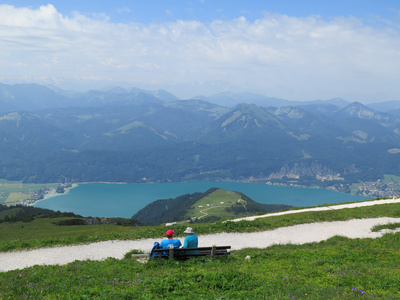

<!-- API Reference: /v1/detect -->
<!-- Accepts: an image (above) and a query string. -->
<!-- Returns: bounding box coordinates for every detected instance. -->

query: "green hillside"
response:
[132,188,292,225]
[185,189,245,221]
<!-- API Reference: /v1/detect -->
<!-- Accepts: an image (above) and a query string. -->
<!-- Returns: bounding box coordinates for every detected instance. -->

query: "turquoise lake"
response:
[34,182,370,218]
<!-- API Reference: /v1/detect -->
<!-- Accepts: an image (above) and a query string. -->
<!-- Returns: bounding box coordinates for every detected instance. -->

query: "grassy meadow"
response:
[1,200,400,299]
[184,189,242,220]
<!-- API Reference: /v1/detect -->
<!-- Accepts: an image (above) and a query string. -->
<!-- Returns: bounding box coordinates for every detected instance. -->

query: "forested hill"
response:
[0,204,80,223]
[0,204,142,226]
[132,188,293,225]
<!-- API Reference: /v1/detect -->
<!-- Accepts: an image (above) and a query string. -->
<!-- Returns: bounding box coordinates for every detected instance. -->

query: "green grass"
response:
[350,183,362,195]
[382,175,400,191]
[372,222,400,232]
[0,207,24,220]
[1,233,400,299]
[1,201,400,298]
[0,217,163,252]
[4,193,31,205]
[382,174,400,183]
[0,179,20,184]
[185,189,243,220]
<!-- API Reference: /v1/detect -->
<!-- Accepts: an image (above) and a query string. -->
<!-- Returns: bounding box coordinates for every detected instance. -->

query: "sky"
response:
[1,1,400,102]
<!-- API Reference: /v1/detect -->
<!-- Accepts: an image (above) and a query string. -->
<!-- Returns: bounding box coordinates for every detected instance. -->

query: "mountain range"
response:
[1,83,400,197]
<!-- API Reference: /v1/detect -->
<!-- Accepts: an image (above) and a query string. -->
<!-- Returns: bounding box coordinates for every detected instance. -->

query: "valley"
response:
[2,83,400,198]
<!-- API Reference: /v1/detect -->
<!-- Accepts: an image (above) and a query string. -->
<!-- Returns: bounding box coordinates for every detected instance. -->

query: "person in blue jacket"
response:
[160,229,182,250]
[182,227,198,253]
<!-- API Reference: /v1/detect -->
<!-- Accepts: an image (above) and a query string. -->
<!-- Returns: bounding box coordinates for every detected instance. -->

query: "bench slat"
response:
[151,245,231,259]
[152,246,231,253]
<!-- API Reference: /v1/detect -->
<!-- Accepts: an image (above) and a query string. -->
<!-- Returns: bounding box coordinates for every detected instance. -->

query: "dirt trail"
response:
[1,199,400,272]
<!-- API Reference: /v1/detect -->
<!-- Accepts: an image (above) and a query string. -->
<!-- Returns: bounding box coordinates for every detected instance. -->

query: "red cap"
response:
[166,229,175,236]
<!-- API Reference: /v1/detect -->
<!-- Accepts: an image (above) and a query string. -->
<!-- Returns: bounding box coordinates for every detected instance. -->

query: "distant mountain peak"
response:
[218,103,283,129]
[338,102,376,119]
[275,106,305,119]
[107,86,128,94]
[336,102,399,130]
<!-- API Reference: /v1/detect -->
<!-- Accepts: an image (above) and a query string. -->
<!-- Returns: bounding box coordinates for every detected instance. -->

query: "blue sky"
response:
[1,1,400,101]
[10,0,399,24]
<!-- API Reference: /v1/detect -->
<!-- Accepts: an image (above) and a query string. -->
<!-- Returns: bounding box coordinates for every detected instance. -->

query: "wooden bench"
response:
[151,245,231,259]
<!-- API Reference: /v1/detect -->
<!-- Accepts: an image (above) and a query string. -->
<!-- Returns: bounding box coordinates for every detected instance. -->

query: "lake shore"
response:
[32,182,128,205]
[32,183,79,206]
[33,181,370,219]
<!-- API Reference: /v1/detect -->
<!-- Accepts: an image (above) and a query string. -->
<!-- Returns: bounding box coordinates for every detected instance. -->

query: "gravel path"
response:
[1,199,400,272]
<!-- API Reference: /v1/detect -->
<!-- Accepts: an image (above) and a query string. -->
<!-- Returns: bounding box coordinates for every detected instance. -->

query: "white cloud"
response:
[1,4,400,101]
[116,7,131,14]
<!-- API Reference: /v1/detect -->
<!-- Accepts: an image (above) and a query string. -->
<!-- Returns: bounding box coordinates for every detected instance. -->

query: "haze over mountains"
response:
[1,83,400,197]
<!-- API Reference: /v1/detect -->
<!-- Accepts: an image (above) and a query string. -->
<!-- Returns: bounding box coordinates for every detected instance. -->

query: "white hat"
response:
[184,227,194,234]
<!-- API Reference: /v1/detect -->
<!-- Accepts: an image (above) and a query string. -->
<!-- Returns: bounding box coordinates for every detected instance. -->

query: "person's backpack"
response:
[149,242,161,258]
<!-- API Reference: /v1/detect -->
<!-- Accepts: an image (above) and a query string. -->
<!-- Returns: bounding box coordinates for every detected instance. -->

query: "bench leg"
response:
[211,245,216,258]
[169,246,174,259]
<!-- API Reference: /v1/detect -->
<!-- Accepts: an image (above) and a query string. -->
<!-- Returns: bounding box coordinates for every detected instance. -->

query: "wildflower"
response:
[351,288,373,296]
